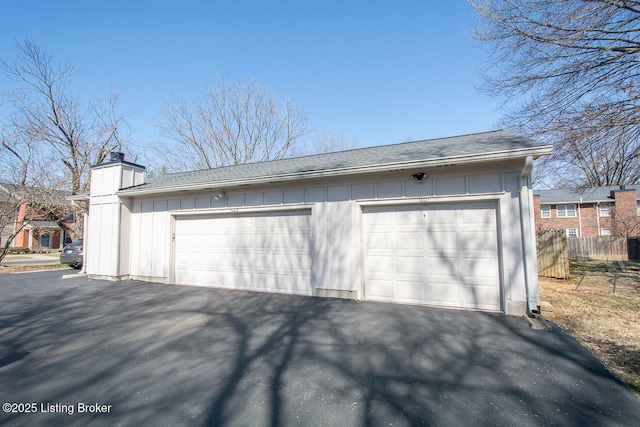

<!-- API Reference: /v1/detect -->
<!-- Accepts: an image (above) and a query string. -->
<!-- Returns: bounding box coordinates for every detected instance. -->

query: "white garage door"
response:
[174,210,312,295]
[363,202,501,310]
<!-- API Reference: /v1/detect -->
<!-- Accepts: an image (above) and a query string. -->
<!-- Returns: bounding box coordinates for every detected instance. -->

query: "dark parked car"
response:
[60,240,83,269]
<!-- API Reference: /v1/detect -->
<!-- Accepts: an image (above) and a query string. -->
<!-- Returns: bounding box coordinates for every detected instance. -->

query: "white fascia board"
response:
[541,198,611,205]
[117,145,553,197]
[67,193,90,201]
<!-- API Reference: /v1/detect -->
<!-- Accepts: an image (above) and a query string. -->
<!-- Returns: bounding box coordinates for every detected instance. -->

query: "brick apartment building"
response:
[533,185,640,238]
[0,184,74,252]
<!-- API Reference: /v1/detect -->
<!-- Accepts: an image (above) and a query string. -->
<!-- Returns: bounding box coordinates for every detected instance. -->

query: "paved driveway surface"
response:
[0,270,638,426]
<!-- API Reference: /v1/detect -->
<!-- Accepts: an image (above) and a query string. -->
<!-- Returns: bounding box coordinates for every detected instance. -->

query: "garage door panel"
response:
[219,270,237,287]
[428,254,458,273]
[174,210,312,295]
[365,255,392,274]
[462,284,500,309]
[252,252,309,270]
[366,279,394,300]
[462,207,495,225]
[363,203,500,311]
[460,230,496,251]
[397,256,424,274]
[394,281,425,302]
[396,232,423,249]
[426,209,456,224]
[428,231,457,250]
[462,257,498,279]
[252,272,308,291]
[214,234,236,247]
[366,210,392,224]
[428,282,460,306]
[395,210,423,226]
[365,232,393,249]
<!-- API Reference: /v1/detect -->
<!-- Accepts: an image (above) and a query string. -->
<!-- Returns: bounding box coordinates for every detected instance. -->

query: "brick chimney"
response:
[109,152,125,162]
[610,186,638,232]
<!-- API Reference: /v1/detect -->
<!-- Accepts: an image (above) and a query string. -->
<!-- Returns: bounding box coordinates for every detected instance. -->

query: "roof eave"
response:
[117,145,553,197]
[67,194,90,202]
[540,198,610,204]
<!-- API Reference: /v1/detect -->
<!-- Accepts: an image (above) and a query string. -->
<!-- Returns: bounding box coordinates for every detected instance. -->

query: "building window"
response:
[556,204,577,218]
[41,233,50,248]
[637,201,640,216]
[541,205,551,218]
[599,202,612,217]
[567,228,578,238]
[600,228,613,236]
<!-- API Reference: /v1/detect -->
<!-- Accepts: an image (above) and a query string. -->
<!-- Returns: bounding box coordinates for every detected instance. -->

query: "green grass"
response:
[628,377,640,393]
[0,262,69,272]
[571,260,640,274]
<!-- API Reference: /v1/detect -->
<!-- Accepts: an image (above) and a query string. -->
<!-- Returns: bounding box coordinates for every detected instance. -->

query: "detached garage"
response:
[84,130,552,316]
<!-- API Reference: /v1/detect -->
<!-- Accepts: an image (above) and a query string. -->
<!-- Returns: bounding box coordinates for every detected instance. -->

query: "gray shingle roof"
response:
[534,186,639,203]
[120,130,551,195]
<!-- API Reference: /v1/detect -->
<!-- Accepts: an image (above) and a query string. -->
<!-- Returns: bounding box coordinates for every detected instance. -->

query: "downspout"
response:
[519,156,539,316]
[578,198,583,237]
[596,201,601,236]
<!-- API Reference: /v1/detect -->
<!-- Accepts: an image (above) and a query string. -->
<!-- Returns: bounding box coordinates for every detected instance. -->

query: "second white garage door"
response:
[174,210,312,295]
[363,202,501,310]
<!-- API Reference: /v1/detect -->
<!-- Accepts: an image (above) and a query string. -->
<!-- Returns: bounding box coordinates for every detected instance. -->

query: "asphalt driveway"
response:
[0,271,638,426]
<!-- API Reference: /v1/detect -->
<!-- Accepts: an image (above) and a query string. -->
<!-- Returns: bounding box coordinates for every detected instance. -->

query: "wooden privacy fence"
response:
[567,236,627,260]
[537,229,570,279]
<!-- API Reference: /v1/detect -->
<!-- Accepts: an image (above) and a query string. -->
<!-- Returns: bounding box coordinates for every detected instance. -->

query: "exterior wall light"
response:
[214,191,226,200]
[411,172,427,183]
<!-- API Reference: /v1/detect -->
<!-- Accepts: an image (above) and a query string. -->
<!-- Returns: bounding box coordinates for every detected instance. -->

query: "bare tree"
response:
[611,204,640,238]
[1,40,131,240]
[0,125,76,262]
[154,78,309,172]
[303,130,358,155]
[1,39,129,196]
[470,0,640,188]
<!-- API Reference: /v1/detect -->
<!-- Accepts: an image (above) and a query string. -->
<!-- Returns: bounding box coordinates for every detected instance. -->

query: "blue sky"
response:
[0,1,501,157]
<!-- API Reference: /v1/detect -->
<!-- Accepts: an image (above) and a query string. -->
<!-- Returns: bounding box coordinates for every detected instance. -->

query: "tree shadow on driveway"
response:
[0,271,638,426]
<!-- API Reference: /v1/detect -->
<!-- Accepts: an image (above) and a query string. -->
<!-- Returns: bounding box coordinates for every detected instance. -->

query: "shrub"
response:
[7,247,29,254]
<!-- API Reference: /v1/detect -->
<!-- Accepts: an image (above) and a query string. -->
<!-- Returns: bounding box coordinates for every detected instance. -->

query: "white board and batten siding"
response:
[91,163,533,315]
[86,161,145,278]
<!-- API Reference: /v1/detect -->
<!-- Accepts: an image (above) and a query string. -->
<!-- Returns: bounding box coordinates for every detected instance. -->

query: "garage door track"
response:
[0,270,638,426]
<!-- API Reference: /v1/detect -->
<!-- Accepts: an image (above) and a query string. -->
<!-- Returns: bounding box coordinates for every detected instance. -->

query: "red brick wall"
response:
[534,200,584,235]
[611,189,640,237]
[613,189,637,214]
[534,189,639,237]
[580,204,600,237]
[14,229,29,247]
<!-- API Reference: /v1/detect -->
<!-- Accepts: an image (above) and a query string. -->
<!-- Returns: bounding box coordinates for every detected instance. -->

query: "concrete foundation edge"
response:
[315,288,358,299]
[508,300,527,317]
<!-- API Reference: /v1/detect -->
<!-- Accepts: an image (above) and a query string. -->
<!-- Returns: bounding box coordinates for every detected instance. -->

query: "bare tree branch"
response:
[471,0,640,188]
[1,39,131,241]
[1,40,129,196]
[153,77,309,172]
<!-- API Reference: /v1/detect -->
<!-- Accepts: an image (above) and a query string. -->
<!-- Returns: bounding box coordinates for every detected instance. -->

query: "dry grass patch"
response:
[0,263,70,273]
[539,271,640,394]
